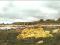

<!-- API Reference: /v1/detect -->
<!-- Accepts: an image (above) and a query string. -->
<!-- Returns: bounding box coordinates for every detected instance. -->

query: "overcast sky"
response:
[0,1,59,23]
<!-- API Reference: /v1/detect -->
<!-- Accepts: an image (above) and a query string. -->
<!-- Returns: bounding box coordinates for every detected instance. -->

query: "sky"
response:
[0,1,59,24]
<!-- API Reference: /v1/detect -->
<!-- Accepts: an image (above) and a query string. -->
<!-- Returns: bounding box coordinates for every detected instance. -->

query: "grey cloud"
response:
[46,1,60,19]
[0,1,59,20]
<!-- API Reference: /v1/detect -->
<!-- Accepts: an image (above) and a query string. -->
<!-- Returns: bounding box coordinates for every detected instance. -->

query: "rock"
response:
[36,40,44,43]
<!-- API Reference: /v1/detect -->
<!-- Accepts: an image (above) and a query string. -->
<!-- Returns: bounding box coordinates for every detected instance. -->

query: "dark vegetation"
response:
[0,30,18,45]
[12,18,60,25]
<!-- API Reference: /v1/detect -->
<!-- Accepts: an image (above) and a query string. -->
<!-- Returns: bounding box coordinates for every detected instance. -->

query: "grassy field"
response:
[0,28,59,45]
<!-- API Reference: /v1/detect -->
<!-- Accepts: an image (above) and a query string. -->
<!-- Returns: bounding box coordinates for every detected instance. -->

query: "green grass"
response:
[0,29,59,45]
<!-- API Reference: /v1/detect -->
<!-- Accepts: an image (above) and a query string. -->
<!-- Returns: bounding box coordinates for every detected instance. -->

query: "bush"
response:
[17,28,53,40]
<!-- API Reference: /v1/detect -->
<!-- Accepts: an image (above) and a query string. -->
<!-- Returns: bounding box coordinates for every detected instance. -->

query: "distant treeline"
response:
[12,20,40,25]
[12,18,60,25]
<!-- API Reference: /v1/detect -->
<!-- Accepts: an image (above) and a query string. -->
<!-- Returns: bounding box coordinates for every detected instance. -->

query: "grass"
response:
[0,28,59,45]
